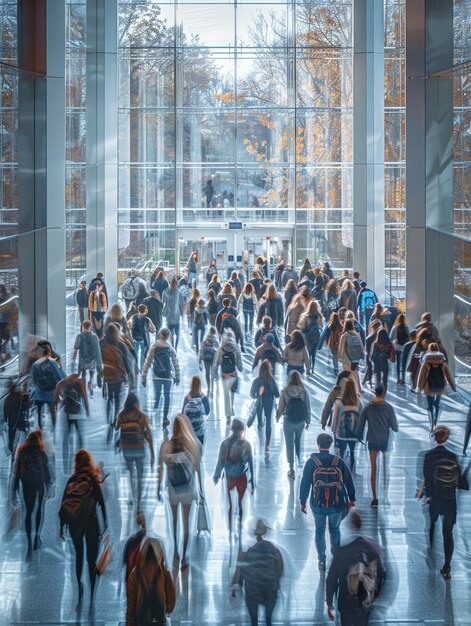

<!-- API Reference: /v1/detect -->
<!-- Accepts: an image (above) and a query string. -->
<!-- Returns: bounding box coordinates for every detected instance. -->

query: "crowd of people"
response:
[2,253,470,626]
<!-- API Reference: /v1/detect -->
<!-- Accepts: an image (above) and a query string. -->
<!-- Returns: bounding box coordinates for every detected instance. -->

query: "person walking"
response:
[250,359,280,456]
[321,371,352,431]
[389,313,409,384]
[213,418,254,535]
[276,370,311,478]
[162,277,184,350]
[75,280,89,326]
[101,323,135,428]
[282,330,310,377]
[338,280,357,315]
[217,283,237,309]
[206,288,220,325]
[30,344,66,431]
[232,519,284,626]
[298,300,323,372]
[88,281,107,338]
[299,433,356,572]
[323,280,339,319]
[116,392,155,515]
[254,315,282,350]
[285,294,306,339]
[326,512,385,626]
[142,328,180,429]
[369,328,395,393]
[158,414,201,572]
[252,332,283,373]
[186,251,198,287]
[258,285,284,328]
[53,373,89,472]
[358,385,398,508]
[151,269,169,297]
[338,319,364,393]
[331,378,362,471]
[59,449,107,608]
[128,304,156,373]
[213,329,243,421]
[422,426,469,580]
[283,279,298,312]
[363,320,382,387]
[182,375,210,446]
[73,320,103,396]
[357,281,378,329]
[238,283,258,336]
[199,326,219,396]
[205,258,218,284]
[11,430,52,561]
[141,290,164,338]
[216,297,245,351]
[192,298,209,354]
[186,288,201,332]
[105,303,131,339]
[418,343,456,430]
[125,537,176,626]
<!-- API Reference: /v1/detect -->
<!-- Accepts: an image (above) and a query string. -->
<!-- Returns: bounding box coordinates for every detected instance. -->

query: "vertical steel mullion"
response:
[174,0,180,271]
[292,0,297,266]
[234,0,238,236]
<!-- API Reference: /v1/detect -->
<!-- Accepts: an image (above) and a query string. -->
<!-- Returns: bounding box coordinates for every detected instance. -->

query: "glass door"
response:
[178,237,227,282]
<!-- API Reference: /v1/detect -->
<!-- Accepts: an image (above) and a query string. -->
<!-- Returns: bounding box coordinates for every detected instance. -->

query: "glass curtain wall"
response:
[117,0,353,275]
[0,1,19,371]
[65,0,87,294]
[384,0,406,301]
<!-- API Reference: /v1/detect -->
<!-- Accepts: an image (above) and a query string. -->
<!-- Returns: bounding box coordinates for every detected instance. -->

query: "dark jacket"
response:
[358,399,398,449]
[258,297,284,327]
[339,288,357,314]
[326,536,385,610]
[13,447,51,495]
[250,376,280,403]
[254,326,281,349]
[423,445,469,503]
[141,295,163,333]
[300,451,355,511]
[232,539,284,601]
[76,287,89,308]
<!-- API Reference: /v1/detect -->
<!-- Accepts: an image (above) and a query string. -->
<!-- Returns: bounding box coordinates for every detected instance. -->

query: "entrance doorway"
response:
[242,234,293,279]
[178,236,227,279]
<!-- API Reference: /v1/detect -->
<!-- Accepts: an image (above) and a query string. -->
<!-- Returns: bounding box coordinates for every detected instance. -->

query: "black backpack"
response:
[433,457,461,500]
[63,387,82,416]
[202,344,216,363]
[285,396,306,423]
[167,453,192,490]
[221,351,236,374]
[35,359,58,392]
[396,324,409,345]
[312,455,344,509]
[153,347,172,378]
[136,568,166,626]
[59,474,96,527]
[337,408,360,440]
[427,364,446,394]
[132,316,147,342]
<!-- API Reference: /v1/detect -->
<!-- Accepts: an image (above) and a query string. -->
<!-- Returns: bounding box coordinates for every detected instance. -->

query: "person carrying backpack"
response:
[254,315,282,349]
[125,536,176,626]
[30,344,66,430]
[331,378,362,471]
[213,329,243,421]
[213,419,254,535]
[215,297,245,351]
[250,359,280,456]
[192,298,209,354]
[59,449,107,608]
[162,277,184,350]
[101,323,135,427]
[389,313,409,384]
[75,280,89,326]
[73,319,103,396]
[257,284,284,328]
[142,328,180,429]
[418,343,456,430]
[206,288,220,325]
[300,432,355,572]
[231,518,284,626]
[338,320,364,393]
[116,392,155,515]
[252,333,283,373]
[228,270,243,299]
[238,282,258,336]
[276,370,311,479]
[298,300,323,372]
[128,304,156,372]
[357,282,379,329]
[326,512,385,626]
[421,426,469,580]
[369,328,395,394]
[282,330,311,378]
[158,414,201,572]
[11,430,52,562]
[358,385,398,508]
[52,374,89,472]
[199,326,219,396]
[182,375,210,446]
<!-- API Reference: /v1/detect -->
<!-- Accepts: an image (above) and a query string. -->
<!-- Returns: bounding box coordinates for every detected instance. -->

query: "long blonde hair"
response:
[170,414,201,465]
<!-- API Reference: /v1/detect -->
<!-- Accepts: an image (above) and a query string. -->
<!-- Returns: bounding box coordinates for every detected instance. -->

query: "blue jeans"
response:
[312,508,343,561]
[188,271,197,287]
[153,378,173,419]
[133,340,146,371]
[243,310,254,334]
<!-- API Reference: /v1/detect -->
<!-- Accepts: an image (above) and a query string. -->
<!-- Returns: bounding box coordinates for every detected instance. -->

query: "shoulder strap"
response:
[311,455,321,467]
[332,456,340,468]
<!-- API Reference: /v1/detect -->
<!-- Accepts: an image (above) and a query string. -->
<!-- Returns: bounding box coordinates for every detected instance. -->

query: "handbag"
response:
[246,398,260,428]
[197,495,211,534]
[96,531,112,575]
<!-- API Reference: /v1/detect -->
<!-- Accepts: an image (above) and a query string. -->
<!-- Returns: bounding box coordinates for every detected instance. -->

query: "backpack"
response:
[153,347,173,378]
[122,277,137,300]
[337,407,360,440]
[433,457,461,499]
[361,290,376,312]
[396,324,409,345]
[224,437,247,478]
[327,295,339,313]
[221,310,237,332]
[183,395,204,421]
[59,474,96,527]
[63,386,82,416]
[136,568,166,626]
[18,451,44,485]
[285,396,307,423]
[346,333,363,363]
[202,344,216,363]
[167,452,193,490]
[132,315,147,342]
[78,332,97,363]
[427,363,446,393]
[347,558,381,609]
[119,414,146,446]
[194,309,206,328]
[221,351,236,374]
[35,359,58,392]
[312,455,344,509]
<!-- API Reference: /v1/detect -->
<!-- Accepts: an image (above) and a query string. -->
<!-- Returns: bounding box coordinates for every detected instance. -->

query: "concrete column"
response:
[353,0,385,300]
[406,0,454,353]
[17,0,66,357]
[87,0,118,302]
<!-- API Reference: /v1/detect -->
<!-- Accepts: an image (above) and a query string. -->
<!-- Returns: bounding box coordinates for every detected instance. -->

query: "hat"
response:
[252,518,269,537]
[266,333,274,344]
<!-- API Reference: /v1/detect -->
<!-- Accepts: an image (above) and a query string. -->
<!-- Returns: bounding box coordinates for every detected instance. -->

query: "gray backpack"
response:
[346,334,363,363]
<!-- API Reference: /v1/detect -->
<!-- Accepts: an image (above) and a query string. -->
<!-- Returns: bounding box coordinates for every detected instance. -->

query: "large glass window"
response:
[117,0,353,273]
[384,0,406,301]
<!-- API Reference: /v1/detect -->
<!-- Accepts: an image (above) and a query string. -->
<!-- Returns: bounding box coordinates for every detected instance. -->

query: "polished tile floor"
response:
[1,314,471,625]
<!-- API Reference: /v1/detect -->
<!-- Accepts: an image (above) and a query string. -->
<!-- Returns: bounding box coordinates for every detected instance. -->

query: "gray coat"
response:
[162,288,184,325]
